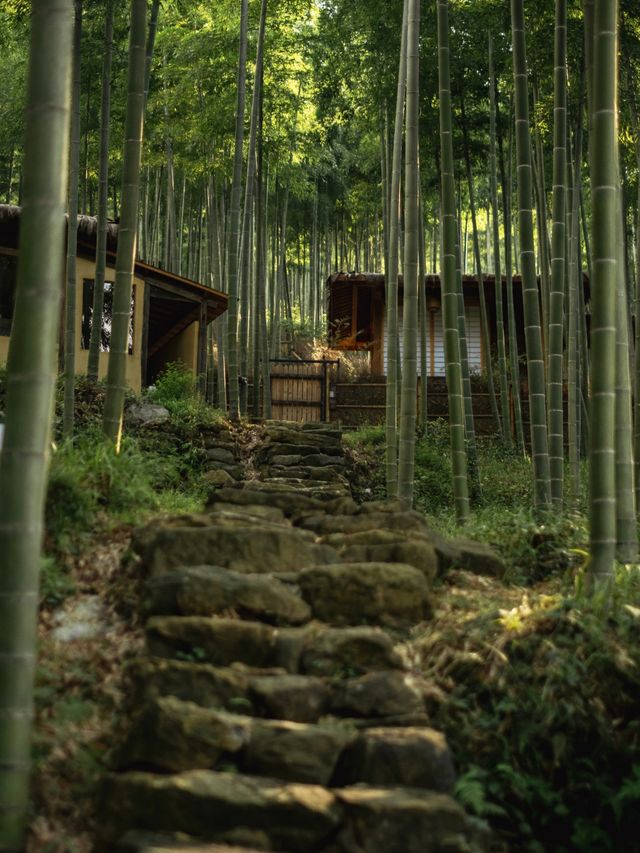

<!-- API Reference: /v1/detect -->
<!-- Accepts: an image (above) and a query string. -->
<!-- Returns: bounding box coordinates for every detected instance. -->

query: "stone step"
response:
[206,486,339,517]
[269,453,345,469]
[138,524,336,577]
[142,566,311,626]
[116,696,356,784]
[319,530,439,583]
[262,442,343,458]
[125,660,428,725]
[145,618,405,676]
[102,770,341,852]
[115,697,455,793]
[298,510,431,537]
[297,563,432,627]
[102,770,480,853]
[267,465,349,484]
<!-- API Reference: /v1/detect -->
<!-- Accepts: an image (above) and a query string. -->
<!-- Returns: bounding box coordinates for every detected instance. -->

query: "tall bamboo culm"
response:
[0,2,73,847]
[63,0,82,436]
[102,0,147,447]
[398,0,420,505]
[510,0,551,512]
[488,36,511,446]
[87,0,113,383]
[384,0,409,499]
[437,0,470,523]
[226,0,249,420]
[587,0,618,586]
[548,0,567,507]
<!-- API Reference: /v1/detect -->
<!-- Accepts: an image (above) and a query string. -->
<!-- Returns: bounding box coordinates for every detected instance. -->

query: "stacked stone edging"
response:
[101,421,496,853]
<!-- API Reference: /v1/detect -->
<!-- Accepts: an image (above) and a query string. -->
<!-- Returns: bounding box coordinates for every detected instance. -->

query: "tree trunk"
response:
[511,0,551,512]
[587,0,618,587]
[548,0,568,507]
[385,0,409,499]
[87,0,113,384]
[226,0,249,420]
[239,0,267,416]
[63,0,82,436]
[398,0,420,505]
[461,89,501,438]
[0,1,73,846]
[488,35,511,446]
[437,0,469,522]
[143,0,160,109]
[102,0,147,447]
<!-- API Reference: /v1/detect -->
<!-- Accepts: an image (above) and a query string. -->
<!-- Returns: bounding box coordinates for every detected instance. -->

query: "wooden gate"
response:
[270,359,339,423]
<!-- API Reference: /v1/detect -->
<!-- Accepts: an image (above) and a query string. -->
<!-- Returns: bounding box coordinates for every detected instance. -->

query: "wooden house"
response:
[0,204,227,392]
[327,271,529,377]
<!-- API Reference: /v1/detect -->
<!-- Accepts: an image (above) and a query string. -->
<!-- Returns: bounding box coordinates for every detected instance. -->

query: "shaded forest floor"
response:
[18,380,640,852]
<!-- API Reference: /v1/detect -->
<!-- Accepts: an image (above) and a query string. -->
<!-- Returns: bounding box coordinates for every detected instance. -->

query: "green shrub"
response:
[147,362,197,405]
[342,424,385,448]
[147,362,223,430]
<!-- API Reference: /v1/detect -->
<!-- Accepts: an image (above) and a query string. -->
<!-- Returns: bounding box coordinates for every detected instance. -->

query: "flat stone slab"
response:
[299,511,431,536]
[297,563,432,627]
[265,442,343,458]
[333,727,456,793]
[207,487,328,517]
[145,617,276,668]
[118,696,356,785]
[276,625,405,677]
[330,671,426,719]
[322,529,439,583]
[116,698,251,773]
[335,787,474,853]
[142,566,311,625]
[141,525,327,576]
[124,658,252,713]
[242,717,355,785]
[102,770,342,850]
[247,673,331,723]
[207,503,287,525]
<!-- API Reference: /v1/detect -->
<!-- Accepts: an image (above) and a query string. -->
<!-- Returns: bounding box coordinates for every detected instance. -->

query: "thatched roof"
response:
[0,203,120,250]
[0,204,228,315]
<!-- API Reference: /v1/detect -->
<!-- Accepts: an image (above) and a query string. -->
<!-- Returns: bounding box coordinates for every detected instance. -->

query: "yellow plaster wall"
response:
[151,321,199,374]
[73,257,145,393]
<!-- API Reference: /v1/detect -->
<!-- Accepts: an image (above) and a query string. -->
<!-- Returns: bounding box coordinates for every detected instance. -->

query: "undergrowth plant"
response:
[146,361,224,431]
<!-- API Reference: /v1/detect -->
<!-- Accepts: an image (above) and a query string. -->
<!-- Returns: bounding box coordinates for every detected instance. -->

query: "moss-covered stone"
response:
[330,671,426,719]
[335,786,477,853]
[116,697,251,772]
[124,658,251,712]
[247,674,331,723]
[297,563,432,626]
[142,566,311,625]
[296,625,404,677]
[242,718,355,785]
[145,617,276,668]
[141,525,326,576]
[333,727,456,792]
[101,770,342,850]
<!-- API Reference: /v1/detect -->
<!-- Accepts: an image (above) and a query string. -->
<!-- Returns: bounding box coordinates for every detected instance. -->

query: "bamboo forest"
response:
[1,0,640,850]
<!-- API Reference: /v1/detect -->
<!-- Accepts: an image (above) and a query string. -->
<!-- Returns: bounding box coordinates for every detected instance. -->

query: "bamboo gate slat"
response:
[269,359,339,423]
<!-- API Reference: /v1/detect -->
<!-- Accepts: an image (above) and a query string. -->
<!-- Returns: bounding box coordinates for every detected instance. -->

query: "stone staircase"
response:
[101,421,496,852]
